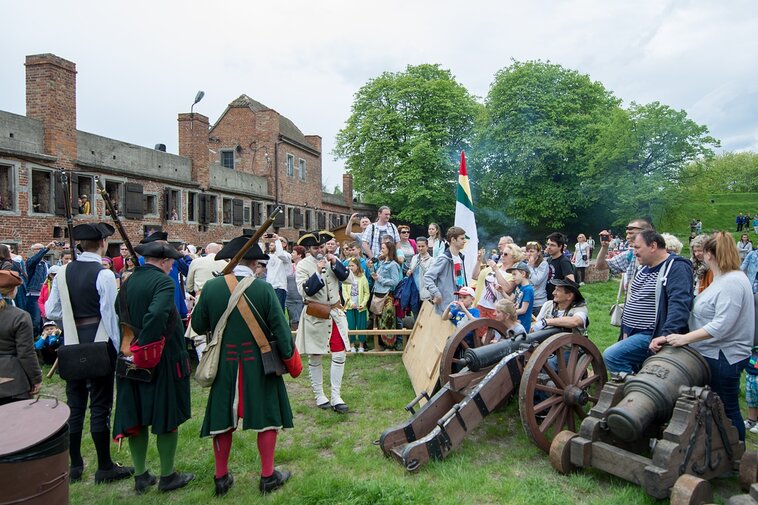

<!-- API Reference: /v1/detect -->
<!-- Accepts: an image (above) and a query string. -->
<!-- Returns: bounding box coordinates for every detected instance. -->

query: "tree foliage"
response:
[334,64,481,225]
[474,61,619,229]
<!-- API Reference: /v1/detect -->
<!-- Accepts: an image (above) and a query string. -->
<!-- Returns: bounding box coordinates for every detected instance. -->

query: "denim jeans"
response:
[602,332,653,374]
[274,288,287,312]
[704,351,748,441]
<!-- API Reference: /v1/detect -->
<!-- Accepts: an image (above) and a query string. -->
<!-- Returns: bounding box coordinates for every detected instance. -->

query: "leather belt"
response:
[75,316,101,326]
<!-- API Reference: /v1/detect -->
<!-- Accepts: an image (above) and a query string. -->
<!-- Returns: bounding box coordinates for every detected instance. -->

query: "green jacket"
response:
[192,273,294,436]
[112,264,191,438]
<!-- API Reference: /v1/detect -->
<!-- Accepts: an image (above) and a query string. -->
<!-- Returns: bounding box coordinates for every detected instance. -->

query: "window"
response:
[267,204,285,227]
[222,198,232,224]
[232,199,243,226]
[209,195,218,223]
[293,208,303,229]
[220,150,235,169]
[75,175,94,215]
[165,188,181,221]
[105,180,124,216]
[199,194,217,224]
[298,158,306,180]
[187,191,198,222]
[31,169,53,214]
[286,154,294,177]
[305,209,312,230]
[0,164,15,211]
[244,205,250,224]
[143,194,157,216]
[252,202,262,226]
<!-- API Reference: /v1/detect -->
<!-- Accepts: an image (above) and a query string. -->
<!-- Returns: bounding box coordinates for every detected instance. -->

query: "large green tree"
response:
[585,101,719,226]
[474,61,619,229]
[333,64,481,225]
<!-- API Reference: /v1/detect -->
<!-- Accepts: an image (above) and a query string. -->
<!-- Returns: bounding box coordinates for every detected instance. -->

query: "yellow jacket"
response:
[342,273,370,312]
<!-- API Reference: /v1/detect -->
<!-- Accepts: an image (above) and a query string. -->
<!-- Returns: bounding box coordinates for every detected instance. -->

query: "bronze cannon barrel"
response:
[464,328,562,372]
[606,345,710,442]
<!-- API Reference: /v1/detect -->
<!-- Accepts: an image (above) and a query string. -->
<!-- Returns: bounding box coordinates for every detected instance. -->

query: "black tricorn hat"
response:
[140,231,168,244]
[318,230,335,245]
[215,236,270,261]
[297,231,320,248]
[134,240,183,260]
[72,223,115,241]
[549,278,584,303]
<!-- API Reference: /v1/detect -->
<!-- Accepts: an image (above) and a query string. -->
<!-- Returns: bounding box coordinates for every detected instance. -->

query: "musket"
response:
[95,177,139,266]
[59,168,77,261]
[218,206,283,276]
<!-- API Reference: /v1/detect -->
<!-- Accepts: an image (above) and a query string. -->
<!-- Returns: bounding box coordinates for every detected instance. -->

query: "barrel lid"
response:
[0,398,70,456]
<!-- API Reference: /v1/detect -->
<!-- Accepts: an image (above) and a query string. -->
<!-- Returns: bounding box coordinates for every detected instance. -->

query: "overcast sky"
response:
[2,1,757,189]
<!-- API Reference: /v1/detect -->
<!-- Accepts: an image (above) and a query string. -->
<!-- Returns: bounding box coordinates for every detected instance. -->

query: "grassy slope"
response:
[50,278,752,505]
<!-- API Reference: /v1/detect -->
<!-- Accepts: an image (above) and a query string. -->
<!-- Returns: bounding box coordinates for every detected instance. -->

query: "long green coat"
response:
[112,264,192,438]
[192,273,294,436]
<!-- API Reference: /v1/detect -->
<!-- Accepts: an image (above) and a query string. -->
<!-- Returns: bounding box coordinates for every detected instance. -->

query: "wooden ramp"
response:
[402,301,455,401]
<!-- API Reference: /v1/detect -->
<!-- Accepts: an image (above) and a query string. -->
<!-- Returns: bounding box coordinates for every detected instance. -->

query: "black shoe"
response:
[134,471,158,494]
[70,465,84,483]
[317,401,331,410]
[95,463,134,484]
[332,403,349,414]
[158,471,195,492]
[214,472,234,496]
[259,469,291,494]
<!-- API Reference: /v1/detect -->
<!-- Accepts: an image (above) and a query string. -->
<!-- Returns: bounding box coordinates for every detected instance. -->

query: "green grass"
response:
[40,280,751,504]
[662,192,758,236]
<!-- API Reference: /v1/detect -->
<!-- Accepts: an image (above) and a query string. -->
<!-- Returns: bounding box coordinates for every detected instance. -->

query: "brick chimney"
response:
[304,135,322,153]
[178,113,210,189]
[25,54,77,164]
[342,172,353,208]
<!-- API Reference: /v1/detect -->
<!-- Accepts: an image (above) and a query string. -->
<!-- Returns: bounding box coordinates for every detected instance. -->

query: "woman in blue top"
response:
[371,241,402,349]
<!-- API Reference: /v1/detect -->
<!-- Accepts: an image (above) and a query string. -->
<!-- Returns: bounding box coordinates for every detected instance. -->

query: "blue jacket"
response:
[26,247,49,294]
[742,250,758,293]
[652,254,694,338]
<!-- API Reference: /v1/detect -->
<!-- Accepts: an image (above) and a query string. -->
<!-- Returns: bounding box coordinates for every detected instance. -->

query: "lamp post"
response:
[191,90,205,115]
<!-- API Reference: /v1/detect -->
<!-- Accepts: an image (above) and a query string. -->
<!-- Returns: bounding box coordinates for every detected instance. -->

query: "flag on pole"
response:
[455,151,478,285]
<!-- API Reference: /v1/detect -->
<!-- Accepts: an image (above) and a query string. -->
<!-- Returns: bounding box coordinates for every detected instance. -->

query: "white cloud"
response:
[1,0,757,187]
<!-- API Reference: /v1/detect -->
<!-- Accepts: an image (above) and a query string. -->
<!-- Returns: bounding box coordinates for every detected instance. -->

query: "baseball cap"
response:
[454,286,476,298]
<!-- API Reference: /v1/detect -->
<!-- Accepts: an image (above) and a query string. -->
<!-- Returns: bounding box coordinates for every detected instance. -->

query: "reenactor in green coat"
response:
[112,239,194,493]
[192,236,299,496]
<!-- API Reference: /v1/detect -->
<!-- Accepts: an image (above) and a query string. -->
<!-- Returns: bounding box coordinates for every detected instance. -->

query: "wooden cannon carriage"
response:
[378,317,607,471]
[550,345,745,505]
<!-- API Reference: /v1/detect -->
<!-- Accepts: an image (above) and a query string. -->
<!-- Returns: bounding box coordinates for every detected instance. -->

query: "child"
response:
[506,262,534,333]
[35,320,62,365]
[342,258,370,352]
[442,286,480,353]
[486,299,526,344]
[745,348,758,434]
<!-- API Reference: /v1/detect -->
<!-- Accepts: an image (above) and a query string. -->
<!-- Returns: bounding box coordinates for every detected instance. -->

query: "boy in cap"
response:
[442,286,480,353]
[193,235,299,496]
[35,320,62,365]
[506,262,534,332]
[45,222,133,484]
[112,238,194,493]
[295,231,351,413]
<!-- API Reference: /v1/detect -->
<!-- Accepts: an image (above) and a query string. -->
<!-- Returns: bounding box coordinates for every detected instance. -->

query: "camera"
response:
[55,241,66,247]
[264,233,274,239]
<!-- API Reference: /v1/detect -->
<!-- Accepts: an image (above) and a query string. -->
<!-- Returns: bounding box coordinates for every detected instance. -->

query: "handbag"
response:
[609,280,624,327]
[115,354,154,383]
[370,292,387,315]
[57,341,114,381]
[305,301,332,319]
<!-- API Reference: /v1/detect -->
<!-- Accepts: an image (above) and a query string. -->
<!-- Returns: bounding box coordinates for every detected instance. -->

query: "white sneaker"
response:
[358,347,365,353]
[751,424,758,435]
[745,419,757,430]
[348,347,356,353]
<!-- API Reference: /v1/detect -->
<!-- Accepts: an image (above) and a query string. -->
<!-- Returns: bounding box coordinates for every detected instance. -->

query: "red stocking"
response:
[257,429,278,477]
[213,430,234,478]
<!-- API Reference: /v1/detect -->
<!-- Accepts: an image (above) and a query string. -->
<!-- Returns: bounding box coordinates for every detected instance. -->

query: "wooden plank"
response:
[402,301,456,400]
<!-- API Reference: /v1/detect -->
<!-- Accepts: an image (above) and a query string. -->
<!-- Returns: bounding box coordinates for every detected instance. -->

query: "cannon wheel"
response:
[549,430,577,474]
[670,474,713,505]
[518,332,607,453]
[438,318,509,386]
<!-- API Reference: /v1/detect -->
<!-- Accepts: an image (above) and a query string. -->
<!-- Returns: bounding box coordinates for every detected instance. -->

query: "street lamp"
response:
[191,90,205,114]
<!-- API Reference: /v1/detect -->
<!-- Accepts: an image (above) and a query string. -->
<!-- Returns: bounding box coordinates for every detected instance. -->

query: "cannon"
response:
[550,345,744,505]
[378,318,607,471]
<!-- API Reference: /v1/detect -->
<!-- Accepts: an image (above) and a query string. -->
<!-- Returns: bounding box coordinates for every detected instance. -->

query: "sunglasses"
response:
[400,230,409,234]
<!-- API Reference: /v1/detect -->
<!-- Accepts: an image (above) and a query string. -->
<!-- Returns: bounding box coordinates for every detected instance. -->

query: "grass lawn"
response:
[41,278,752,504]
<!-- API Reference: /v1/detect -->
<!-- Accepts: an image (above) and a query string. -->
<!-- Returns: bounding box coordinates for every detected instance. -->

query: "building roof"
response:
[212,94,315,151]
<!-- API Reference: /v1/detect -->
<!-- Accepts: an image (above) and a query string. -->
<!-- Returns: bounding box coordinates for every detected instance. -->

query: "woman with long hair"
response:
[371,241,402,349]
[396,225,417,274]
[650,232,755,440]
[738,233,753,262]
[525,241,549,315]
[474,243,520,321]
[0,270,42,405]
[690,234,713,293]
[37,265,59,319]
[427,223,446,258]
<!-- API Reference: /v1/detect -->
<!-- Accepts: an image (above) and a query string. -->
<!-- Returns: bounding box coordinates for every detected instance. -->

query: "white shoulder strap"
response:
[59,264,110,346]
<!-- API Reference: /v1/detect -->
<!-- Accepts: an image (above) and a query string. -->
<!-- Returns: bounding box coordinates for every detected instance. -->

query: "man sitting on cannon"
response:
[531,279,588,334]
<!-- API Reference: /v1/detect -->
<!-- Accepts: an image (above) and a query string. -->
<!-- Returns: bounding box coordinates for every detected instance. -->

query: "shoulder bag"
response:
[609,279,624,327]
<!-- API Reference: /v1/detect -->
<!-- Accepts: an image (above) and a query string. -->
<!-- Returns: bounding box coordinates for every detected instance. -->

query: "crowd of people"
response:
[1,205,757,497]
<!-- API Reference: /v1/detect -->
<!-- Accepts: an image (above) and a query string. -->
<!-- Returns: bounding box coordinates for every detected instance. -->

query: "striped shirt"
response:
[621,261,664,331]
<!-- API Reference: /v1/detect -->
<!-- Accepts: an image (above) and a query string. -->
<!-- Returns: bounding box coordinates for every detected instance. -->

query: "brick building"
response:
[0,53,371,258]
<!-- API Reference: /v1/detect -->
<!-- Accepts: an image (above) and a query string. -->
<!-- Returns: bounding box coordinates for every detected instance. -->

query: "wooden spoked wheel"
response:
[438,318,509,386]
[518,332,607,453]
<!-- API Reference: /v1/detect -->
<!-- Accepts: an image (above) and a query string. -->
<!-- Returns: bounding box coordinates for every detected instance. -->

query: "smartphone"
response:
[264,233,274,239]
[600,235,610,243]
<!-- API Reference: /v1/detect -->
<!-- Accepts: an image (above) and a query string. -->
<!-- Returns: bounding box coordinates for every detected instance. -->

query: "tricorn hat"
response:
[215,235,270,261]
[549,278,584,304]
[134,240,183,260]
[140,231,169,244]
[297,231,320,248]
[318,230,336,245]
[0,270,23,289]
[72,223,115,241]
